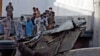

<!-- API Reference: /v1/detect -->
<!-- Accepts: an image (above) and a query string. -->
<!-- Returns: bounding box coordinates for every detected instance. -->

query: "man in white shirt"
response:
[34,16,42,35]
[15,16,25,40]
[0,16,11,40]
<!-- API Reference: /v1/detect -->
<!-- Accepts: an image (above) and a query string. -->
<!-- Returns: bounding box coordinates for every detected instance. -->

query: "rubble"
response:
[16,19,86,56]
[0,18,87,56]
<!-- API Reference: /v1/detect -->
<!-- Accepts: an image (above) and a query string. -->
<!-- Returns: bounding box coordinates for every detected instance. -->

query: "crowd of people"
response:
[0,2,55,40]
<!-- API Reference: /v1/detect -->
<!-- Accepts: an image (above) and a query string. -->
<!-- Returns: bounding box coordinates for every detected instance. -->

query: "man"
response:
[40,14,46,32]
[48,7,55,30]
[34,15,41,35]
[43,13,48,29]
[33,7,36,13]
[6,2,14,20]
[15,16,25,40]
[31,12,36,25]
[0,16,11,40]
[25,17,34,38]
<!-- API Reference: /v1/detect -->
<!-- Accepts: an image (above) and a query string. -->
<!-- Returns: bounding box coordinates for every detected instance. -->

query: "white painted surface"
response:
[54,0,94,16]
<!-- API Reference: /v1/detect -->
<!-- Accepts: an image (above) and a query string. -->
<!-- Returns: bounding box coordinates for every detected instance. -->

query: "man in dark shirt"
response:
[6,2,14,20]
[48,7,55,30]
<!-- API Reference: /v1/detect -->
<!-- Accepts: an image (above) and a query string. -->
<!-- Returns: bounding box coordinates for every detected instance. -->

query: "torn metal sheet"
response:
[34,37,49,56]
[14,27,86,56]
[59,29,83,52]
[35,43,48,50]
[43,19,86,34]
[48,41,60,56]
[74,20,86,27]
[43,20,74,34]
[54,32,67,54]
[23,33,41,44]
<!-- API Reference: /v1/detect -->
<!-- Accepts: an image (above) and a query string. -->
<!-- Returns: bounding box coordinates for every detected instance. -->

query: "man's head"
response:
[45,10,49,13]
[49,7,52,11]
[40,14,43,19]
[27,17,30,21]
[20,16,24,21]
[9,2,12,5]
[36,8,39,11]
[33,7,35,11]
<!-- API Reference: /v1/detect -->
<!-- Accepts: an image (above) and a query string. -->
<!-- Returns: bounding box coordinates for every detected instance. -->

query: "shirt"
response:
[25,20,34,37]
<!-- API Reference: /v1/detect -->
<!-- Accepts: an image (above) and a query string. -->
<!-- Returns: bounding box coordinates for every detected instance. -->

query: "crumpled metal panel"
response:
[43,19,86,34]
[74,19,86,27]
[48,32,67,56]
[59,29,82,52]
[43,20,74,34]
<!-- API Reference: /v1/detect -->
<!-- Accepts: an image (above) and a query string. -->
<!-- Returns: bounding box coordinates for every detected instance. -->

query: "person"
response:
[43,13,48,29]
[33,7,36,13]
[35,8,40,18]
[6,2,14,20]
[47,7,55,30]
[34,15,41,35]
[32,7,36,18]
[31,12,36,25]
[40,14,46,32]
[0,15,11,40]
[31,13,37,36]
[45,10,49,17]
[25,17,34,38]
[15,16,25,40]
[32,7,41,35]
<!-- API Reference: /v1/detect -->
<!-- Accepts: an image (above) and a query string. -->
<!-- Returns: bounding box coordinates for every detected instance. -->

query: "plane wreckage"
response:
[0,18,86,56]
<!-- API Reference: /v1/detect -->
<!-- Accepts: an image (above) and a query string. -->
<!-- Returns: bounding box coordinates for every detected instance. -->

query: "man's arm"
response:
[0,18,7,23]
[0,20,4,24]
[0,18,6,25]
